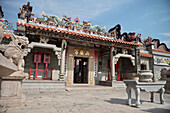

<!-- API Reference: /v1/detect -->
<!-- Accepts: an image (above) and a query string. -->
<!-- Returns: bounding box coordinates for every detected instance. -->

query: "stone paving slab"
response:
[1,89,170,113]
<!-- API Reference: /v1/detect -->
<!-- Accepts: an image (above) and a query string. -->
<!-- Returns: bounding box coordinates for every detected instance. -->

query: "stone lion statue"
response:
[160,68,170,79]
[4,34,29,71]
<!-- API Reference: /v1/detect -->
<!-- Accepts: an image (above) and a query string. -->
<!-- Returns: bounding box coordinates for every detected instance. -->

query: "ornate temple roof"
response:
[15,2,144,47]
[144,36,170,54]
[152,39,170,52]
[17,22,142,47]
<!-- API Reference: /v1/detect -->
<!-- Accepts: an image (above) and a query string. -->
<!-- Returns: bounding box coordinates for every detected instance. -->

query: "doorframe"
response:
[66,46,95,86]
[73,56,90,85]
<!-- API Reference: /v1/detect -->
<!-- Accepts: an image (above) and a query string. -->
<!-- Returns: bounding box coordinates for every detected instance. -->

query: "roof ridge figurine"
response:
[42,12,71,26]
[18,2,33,22]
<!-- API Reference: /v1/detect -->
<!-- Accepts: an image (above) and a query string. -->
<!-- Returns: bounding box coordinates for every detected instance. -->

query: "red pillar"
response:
[35,63,38,79]
[108,71,111,81]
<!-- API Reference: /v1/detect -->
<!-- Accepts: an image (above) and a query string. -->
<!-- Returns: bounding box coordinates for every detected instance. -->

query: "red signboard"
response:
[94,50,98,77]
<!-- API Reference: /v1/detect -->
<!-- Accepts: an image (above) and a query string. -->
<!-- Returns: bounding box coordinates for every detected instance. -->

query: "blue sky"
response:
[1,0,170,48]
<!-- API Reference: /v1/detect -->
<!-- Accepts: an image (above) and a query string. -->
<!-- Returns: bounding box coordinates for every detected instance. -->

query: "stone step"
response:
[65,85,113,92]
[99,80,126,88]
[22,80,65,92]
[65,84,125,92]
[99,81,112,86]
[22,80,126,92]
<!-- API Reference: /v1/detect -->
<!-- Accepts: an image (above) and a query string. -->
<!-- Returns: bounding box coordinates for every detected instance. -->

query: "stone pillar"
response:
[111,47,115,81]
[60,40,67,80]
[0,71,27,107]
[135,48,141,74]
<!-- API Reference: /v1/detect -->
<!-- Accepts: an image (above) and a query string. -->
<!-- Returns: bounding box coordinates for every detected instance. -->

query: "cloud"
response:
[160,33,170,37]
[161,17,170,22]
[1,0,135,29]
[30,0,115,21]
[27,0,134,21]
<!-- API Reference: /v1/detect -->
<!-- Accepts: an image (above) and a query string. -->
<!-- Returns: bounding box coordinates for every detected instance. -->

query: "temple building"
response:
[0,2,169,89]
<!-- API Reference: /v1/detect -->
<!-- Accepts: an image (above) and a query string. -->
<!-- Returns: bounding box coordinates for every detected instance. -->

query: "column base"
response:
[59,74,65,81]
[0,71,26,108]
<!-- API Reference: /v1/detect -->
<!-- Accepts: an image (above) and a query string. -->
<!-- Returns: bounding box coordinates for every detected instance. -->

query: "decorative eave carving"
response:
[114,53,135,66]
[25,42,61,59]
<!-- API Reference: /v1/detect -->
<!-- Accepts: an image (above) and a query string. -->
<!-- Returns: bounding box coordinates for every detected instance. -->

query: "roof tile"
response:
[22,22,143,46]
[140,52,152,58]
[153,49,170,54]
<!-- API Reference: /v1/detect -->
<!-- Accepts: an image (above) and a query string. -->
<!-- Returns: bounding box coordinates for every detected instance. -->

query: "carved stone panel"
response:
[67,54,73,84]
[89,56,95,85]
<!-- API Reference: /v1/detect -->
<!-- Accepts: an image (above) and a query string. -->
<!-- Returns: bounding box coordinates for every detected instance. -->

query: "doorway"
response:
[74,57,88,84]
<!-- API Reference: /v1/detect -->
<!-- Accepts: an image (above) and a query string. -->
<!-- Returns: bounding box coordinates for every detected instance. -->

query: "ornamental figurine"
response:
[42,12,71,28]
[4,34,29,71]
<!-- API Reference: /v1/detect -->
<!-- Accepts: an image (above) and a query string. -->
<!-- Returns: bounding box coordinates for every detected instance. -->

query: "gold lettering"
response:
[69,54,73,57]
[79,49,84,55]
[74,48,79,55]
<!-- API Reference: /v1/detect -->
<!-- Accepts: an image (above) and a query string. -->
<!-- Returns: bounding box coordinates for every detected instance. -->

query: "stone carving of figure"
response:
[39,37,49,44]
[4,34,29,71]
[26,2,32,22]
[18,5,27,19]
[18,2,32,22]
[161,68,170,78]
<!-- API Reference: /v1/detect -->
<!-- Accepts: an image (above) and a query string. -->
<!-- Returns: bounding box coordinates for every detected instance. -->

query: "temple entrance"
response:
[74,57,88,84]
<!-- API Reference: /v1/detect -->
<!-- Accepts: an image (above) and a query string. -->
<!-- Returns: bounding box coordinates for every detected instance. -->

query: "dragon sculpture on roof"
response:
[42,12,71,26]
[83,21,106,32]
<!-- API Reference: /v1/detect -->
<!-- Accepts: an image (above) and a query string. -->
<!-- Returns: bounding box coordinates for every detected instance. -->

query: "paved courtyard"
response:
[1,89,170,113]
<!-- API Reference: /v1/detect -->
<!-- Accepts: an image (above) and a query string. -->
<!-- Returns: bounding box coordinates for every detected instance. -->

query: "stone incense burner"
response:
[138,70,153,82]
